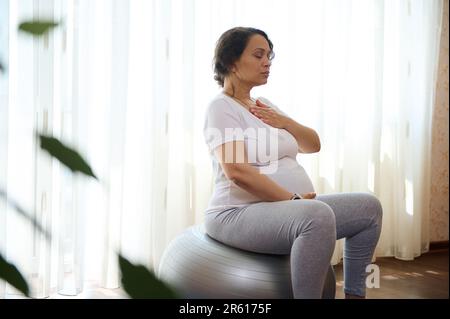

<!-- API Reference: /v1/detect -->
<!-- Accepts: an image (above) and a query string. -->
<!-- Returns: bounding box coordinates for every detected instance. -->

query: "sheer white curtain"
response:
[0,0,443,298]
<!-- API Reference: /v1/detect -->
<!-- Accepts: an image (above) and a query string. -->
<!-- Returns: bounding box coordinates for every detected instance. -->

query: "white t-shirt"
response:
[203,92,315,214]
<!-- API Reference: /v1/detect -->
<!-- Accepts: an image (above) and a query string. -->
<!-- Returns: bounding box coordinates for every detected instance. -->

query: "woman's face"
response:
[231,34,273,86]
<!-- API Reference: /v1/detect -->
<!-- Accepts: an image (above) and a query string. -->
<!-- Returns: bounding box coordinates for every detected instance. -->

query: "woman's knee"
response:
[297,201,336,239]
[313,201,336,227]
[289,201,336,247]
[359,193,383,224]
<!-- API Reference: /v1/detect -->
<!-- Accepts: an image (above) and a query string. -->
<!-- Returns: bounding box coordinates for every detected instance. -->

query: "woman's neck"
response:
[223,78,252,101]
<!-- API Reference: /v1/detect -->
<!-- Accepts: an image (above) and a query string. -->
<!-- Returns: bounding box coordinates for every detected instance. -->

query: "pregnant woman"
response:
[203,27,383,299]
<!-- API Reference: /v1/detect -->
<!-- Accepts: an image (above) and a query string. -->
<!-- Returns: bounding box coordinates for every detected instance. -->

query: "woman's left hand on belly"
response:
[301,192,316,199]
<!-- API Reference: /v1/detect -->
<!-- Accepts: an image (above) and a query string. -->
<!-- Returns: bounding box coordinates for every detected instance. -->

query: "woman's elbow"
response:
[309,135,321,153]
[314,141,321,153]
[299,142,321,154]
[314,133,321,152]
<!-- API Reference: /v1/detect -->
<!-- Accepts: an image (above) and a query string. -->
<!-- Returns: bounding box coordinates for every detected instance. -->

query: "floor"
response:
[4,249,448,299]
[333,249,449,299]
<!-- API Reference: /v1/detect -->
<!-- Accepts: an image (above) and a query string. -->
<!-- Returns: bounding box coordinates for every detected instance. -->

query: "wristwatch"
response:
[290,193,303,200]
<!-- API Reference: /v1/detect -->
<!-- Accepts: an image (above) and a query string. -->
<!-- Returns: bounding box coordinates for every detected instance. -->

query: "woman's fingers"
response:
[250,107,273,117]
[301,192,316,199]
[255,99,270,108]
[250,106,284,129]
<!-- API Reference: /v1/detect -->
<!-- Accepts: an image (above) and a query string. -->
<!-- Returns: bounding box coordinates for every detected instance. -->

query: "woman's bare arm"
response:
[283,118,321,154]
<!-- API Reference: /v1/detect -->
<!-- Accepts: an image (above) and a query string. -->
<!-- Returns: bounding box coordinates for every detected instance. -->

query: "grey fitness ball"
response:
[158,224,336,299]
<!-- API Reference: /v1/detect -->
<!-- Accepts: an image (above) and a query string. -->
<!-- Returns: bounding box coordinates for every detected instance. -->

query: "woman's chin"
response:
[255,79,268,86]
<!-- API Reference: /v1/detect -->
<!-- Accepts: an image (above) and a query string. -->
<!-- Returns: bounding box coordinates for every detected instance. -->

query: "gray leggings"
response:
[204,192,383,298]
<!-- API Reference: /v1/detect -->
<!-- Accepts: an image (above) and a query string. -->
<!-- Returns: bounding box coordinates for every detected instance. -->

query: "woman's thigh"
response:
[204,199,336,255]
[315,192,383,240]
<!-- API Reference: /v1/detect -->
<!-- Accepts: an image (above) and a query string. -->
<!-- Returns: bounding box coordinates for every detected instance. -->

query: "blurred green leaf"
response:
[0,253,30,297]
[18,20,59,36]
[0,61,4,73]
[0,189,51,241]
[118,254,178,299]
[39,134,97,180]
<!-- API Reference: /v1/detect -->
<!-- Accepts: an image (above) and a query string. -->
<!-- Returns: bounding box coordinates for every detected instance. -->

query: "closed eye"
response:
[253,52,275,60]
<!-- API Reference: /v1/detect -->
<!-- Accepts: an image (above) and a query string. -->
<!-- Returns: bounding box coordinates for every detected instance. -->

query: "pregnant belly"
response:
[263,164,315,195]
[228,157,315,203]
